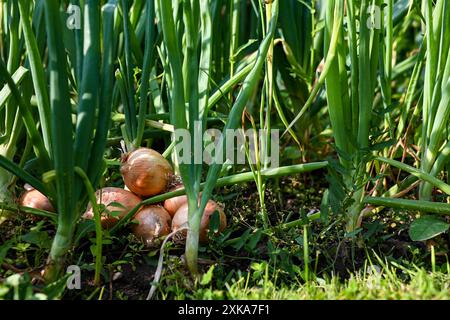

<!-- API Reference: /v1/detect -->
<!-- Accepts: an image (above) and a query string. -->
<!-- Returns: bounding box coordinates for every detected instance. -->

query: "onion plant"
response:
[43,0,117,282]
[418,0,450,201]
[0,0,116,282]
[0,1,25,214]
[316,0,450,233]
[156,0,281,273]
[322,0,383,232]
[117,0,157,151]
[283,0,434,232]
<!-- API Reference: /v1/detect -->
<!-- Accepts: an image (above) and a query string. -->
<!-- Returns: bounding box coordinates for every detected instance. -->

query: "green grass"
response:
[217,268,450,300]
[3,264,449,300]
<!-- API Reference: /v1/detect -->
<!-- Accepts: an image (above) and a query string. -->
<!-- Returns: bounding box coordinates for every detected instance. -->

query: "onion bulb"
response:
[120,148,173,197]
[83,187,142,228]
[163,184,202,217]
[19,188,55,212]
[171,200,226,243]
[132,206,172,246]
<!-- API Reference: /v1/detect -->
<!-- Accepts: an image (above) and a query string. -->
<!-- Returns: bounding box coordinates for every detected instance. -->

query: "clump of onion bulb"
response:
[120,148,173,198]
[132,205,172,247]
[83,187,142,228]
[171,200,227,243]
[19,185,55,213]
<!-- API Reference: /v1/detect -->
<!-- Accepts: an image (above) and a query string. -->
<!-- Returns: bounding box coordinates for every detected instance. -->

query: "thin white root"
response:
[146,227,189,300]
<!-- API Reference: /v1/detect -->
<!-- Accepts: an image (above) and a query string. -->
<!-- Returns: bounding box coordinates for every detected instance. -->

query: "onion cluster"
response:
[19,147,227,247]
[119,148,226,245]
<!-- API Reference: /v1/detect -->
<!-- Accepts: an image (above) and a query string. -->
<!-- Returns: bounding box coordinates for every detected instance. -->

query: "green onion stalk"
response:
[419,0,450,201]
[41,0,78,281]
[0,146,15,216]
[323,0,382,232]
[156,0,210,275]
[117,0,156,152]
[44,0,117,282]
[243,0,277,230]
[37,0,115,282]
[185,1,280,274]
[283,0,384,231]
[0,1,24,216]
[0,103,23,216]
[157,0,279,274]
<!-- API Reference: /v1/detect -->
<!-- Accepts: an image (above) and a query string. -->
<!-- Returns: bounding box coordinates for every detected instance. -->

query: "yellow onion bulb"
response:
[82,187,142,228]
[120,148,173,197]
[171,200,226,243]
[132,205,172,246]
[19,188,55,213]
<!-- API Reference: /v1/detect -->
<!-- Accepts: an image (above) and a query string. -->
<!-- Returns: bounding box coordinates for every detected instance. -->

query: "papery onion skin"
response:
[120,148,173,197]
[19,189,55,213]
[132,205,172,246]
[82,187,142,229]
[171,200,226,243]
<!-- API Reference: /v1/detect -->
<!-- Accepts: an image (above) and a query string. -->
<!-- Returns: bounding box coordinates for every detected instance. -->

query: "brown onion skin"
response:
[19,189,55,212]
[82,187,142,229]
[171,200,226,244]
[120,148,173,197]
[132,206,172,246]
